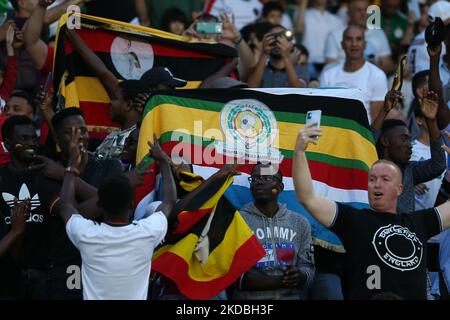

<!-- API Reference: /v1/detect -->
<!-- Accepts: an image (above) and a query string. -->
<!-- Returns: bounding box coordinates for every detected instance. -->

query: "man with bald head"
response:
[293,123,450,299]
[324,0,394,74]
[320,25,388,123]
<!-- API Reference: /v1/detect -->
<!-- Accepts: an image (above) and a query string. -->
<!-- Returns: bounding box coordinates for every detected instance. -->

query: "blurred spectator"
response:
[295,0,344,71]
[261,1,294,30]
[241,21,275,66]
[160,7,188,35]
[9,0,84,91]
[324,0,395,74]
[247,25,308,88]
[381,0,416,56]
[320,25,388,123]
[0,24,18,111]
[84,0,149,26]
[410,99,446,211]
[408,0,449,76]
[57,136,176,300]
[204,0,263,31]
[4,90,35,120]
[146,0,201,29]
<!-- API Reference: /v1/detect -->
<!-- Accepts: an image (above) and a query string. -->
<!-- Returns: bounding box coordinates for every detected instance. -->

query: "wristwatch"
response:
[65,166,80,176]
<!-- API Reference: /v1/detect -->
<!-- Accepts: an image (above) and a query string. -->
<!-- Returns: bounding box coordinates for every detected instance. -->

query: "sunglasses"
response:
[248,175,281,184]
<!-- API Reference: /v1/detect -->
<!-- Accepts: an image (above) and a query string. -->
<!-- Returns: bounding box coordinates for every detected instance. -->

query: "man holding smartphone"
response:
[246,25,308,88]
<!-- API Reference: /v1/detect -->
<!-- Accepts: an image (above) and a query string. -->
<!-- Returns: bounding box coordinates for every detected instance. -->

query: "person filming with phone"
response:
[293,122,450,299]
[232,162,315,300]
[246,25,308,88]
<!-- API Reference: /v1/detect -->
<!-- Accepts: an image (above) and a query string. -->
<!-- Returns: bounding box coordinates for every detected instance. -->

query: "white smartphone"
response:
[306,110,321,128]
[306,110,321,139]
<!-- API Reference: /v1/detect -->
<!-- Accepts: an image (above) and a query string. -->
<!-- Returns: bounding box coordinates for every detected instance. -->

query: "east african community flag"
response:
[137,88,379,254]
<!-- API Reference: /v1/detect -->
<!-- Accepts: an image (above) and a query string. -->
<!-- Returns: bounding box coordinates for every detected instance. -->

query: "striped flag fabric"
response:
[151,172,265,299]
[53,13,237,141]
[137,88,379,253]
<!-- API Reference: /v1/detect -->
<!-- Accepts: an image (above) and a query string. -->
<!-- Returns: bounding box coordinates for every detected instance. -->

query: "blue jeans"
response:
[308,272,344,300]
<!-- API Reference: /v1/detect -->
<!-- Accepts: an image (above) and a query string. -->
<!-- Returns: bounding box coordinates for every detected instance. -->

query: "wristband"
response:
[65,166,80,176]
[234,36,243,45]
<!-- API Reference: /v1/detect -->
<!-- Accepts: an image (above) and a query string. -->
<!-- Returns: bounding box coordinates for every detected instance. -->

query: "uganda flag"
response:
[53,13,237,141]
[152,171,265,300]
[137,88,379,253]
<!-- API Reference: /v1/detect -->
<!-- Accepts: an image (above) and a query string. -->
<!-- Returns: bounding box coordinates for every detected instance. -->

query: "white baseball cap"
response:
[428,1,450,22]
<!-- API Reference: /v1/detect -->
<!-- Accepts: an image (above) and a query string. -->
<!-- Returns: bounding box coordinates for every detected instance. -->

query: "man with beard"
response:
[232,162,314,300]
[246,25,308,88]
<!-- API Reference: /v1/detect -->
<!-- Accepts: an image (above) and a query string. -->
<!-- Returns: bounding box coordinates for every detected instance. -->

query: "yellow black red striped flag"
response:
[53,13,237,141]
[152,172,265,300]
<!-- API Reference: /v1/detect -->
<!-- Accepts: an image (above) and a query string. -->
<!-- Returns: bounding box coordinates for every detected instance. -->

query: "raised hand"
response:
[28,155,65,180]
[217,163,242,178]
[295,122,323,152]
[419,90,439,120]
[11,198,30,235]
[262,33,276,55]
[383,90,403,113]
[277,36,293,59]
[68,127,87,168]
[132,92,150,114]
[12,25,24,50]
[220,13,240,44]
[427,44,442,59]
[5,25,14,47]
[35,86,54,112]
[148,134,169,162]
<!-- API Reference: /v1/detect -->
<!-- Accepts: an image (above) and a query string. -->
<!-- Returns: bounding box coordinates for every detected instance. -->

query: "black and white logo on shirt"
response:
[372,224,423,271]
[2,183,43,224]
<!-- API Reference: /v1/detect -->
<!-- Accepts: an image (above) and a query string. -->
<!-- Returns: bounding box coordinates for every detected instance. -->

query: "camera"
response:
[271,29,294,42]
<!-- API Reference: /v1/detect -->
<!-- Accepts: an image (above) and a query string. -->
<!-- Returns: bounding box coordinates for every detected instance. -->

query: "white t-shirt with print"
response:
[66,211,168,300]
[319,61,388,122]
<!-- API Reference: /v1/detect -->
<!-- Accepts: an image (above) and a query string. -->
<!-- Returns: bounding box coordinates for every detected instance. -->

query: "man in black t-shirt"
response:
[0,115,61,299]
[292,122,450,299]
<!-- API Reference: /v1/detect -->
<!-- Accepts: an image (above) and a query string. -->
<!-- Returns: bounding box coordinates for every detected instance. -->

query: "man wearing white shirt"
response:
[56,131,176,300]
[408,1,449,77]
[324,0,394,74]
[320,25,388,123]
[298,0,344,68]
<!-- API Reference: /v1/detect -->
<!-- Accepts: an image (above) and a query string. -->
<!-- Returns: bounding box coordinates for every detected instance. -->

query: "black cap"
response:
[140,67,187,88]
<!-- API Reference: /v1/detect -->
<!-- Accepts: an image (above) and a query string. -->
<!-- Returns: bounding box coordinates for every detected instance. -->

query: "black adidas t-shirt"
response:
[330,203,442,300]
[0,165,60,270]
